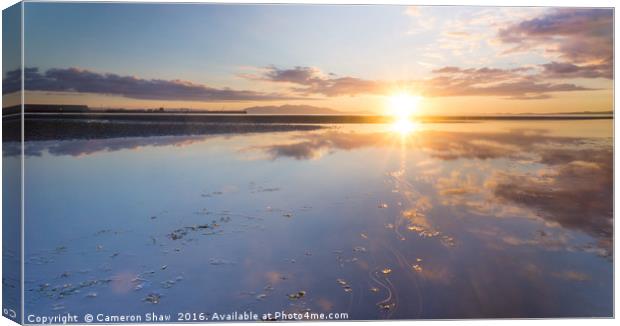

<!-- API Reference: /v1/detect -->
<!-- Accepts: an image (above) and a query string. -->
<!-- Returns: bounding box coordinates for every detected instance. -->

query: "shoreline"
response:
[2,112,613,123]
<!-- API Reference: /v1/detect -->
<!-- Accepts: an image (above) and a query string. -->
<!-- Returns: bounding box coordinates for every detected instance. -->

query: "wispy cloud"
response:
[404,6,436,34]
[3,67,296,101]
[426,66,592,100]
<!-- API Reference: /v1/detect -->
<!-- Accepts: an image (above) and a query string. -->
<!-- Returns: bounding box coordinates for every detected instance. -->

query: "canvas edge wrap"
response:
[2,1,24,324]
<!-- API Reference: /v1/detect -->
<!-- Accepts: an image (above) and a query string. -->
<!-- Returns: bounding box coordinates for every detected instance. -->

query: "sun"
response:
[387,93,422,134]
[388,93,421,119]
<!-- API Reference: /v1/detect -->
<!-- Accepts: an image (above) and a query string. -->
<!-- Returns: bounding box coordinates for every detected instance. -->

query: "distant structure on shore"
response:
[2,104,347,115]
[2,104,246,115]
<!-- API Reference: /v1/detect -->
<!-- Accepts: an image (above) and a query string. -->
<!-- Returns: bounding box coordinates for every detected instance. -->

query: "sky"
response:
[2,2,614,114]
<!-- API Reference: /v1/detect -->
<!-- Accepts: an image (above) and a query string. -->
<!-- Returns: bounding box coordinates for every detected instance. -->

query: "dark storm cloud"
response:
[2,67,295,101]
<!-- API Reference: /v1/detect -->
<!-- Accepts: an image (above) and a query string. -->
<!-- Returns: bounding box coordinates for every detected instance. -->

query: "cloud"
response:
[2,68,21,94]
[255,66,387,97]
[405,6,421,17]
[404,6,436,34]
[498,8,613,78]
[3,67,296,101]
[262,65,324,84]
[426,66,592,99]
[540,61,612,79]
[254,65,592,100]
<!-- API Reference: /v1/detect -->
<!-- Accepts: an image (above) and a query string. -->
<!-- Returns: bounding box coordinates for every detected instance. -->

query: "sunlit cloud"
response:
[251,66,388,97]
[251,64,593,100]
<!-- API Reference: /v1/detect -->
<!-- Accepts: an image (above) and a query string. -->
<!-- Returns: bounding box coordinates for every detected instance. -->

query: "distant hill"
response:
[548,110,613,115]
[514,110,613,115]
[244,105,345,115]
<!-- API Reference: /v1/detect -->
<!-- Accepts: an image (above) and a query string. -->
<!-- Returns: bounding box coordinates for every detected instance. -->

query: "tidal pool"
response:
[21,119,612,320]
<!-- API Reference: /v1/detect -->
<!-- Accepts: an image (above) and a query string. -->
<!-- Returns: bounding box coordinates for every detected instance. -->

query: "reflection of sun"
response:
[391,118,417,134]
[387,93,421,134]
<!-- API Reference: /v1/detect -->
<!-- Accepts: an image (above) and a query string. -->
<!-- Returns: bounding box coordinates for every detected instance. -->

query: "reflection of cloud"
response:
[262,142,327,160]
[424,134,526,160]
[254,128,589,162]
[520,263,591,284]
[25,135,209,157]
[3,67,295,101]
[437,171,480,196]
[500,230,571,251]
[417,265,453,284]
[490,155,612,241]
[253,127,611,255]
[254,130,386,160]
[3,142,22,157]
[418,128,589,161]
[551,270,591,282]
[21,122,325,158]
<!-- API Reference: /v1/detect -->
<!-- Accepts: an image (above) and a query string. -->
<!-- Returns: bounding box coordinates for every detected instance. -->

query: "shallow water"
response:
[21,119,612,320]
